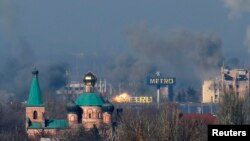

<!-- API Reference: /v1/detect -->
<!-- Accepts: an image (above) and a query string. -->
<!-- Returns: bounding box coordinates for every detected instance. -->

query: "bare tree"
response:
[113,103,208,141]
[217,92,248,124]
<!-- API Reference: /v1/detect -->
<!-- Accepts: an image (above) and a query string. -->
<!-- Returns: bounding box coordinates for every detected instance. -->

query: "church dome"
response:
[83,72,97,86]
[102,101,114,114]
[75,92,105,106]
[66,101,80,113]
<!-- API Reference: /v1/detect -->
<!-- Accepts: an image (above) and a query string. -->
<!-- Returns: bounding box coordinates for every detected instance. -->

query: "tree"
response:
[217,92,248,124]
[113,103,208,141]
[186,87,199,102]
[175,89,187,102]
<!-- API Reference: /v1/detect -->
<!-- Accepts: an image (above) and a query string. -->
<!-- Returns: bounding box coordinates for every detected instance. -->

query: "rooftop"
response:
[26,68,44,107]
[27,119,69,129]
[75,92,105,106]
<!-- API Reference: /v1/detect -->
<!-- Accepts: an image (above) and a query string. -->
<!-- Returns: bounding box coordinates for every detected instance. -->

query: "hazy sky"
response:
[1,0,250,83]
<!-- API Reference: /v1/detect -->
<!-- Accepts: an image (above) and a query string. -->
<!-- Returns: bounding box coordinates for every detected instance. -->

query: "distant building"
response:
[202,66,250,103]
[221,67,250,98]
[161,85,174,101]
[56,81,85,95]
[202,80,220,103]
[25,69,114,137]
[56,80,107,96]
[179,113,217,124]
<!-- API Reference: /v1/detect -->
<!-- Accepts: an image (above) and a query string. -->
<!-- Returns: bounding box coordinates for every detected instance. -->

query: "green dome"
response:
[102,101,114,114]
[66,101,81,113]
[75,92,105,106]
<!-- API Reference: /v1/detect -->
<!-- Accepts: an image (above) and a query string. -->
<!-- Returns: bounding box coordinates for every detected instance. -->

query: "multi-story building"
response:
[202,80,220,103]
[221,67,250,98]
[202,66,250,103]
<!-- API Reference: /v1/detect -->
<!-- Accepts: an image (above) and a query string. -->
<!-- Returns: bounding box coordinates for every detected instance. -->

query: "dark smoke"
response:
[0,40,36,100]
[43,63,69,91]
[106,25,224,94]
[0,42,70,103]
[0,0,70,102]
[225,58,240,68]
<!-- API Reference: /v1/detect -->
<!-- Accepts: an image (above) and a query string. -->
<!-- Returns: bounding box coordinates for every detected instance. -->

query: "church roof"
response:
[75,92,105,106]
[27,119,69,129]
[45,119,69,129]
[26,68,44,107]
[28,122,42,128]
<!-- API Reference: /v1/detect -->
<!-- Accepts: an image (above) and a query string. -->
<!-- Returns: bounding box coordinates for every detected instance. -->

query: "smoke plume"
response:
[43,63,69,91]
[222,0,250,18]
[106,25,223,94]
[0,44,70,102]
[0,0,70,103]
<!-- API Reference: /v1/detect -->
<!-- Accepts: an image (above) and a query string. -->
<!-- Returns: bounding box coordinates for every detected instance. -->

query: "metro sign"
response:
[147,77,176,86]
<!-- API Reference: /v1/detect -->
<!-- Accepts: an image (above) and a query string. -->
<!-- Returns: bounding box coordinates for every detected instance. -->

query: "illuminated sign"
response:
[113,94,153,103]
[130,97,153,103]
[147,77,176,86]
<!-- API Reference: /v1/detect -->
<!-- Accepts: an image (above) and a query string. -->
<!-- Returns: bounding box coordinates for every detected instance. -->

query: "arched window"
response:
[70,115,75,121]
[88,109,92,119]
[33,111,38,119]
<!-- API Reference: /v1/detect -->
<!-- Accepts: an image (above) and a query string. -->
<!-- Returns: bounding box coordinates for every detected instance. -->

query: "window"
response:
[98,112,102,119]
[33,111,38,119]
[87,109,92,119]
[70,115,75,121]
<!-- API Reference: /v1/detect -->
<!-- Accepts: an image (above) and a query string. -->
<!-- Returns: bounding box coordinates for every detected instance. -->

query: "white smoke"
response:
[222,0,250,18]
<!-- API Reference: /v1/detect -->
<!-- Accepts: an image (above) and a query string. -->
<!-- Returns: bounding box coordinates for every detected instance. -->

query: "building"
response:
[202,80,220,103]
[25,69,114,137]
[56,81,85,95]
[221,66,250,98]
[202,66,250,103]
[179,113,217,124]
[56,80,108,96]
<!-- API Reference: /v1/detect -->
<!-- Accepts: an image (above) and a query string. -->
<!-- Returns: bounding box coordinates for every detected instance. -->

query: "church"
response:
[25,68,114,136]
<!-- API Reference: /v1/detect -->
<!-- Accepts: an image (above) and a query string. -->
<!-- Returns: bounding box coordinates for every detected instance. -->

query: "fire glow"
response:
[112,92,153,103]
[113,92,131,103]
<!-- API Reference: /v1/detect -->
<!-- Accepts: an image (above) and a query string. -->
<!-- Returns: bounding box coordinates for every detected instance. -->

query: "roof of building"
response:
[102,101,115,113]
[28,122,42,128]
[75,92,105,106]
[26,69,44,107]
[27,119,69,129]
[66,101,81,113]
[179,113,217,124]
[45,119,69,129]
